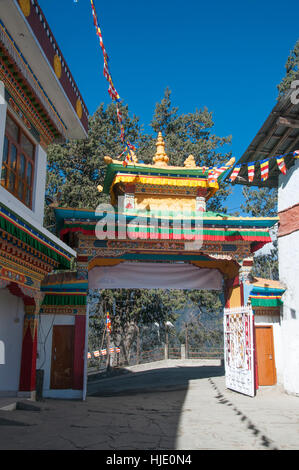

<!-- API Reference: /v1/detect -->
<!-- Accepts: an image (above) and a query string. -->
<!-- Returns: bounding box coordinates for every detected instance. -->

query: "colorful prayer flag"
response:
[108,84,120,101]
[126,141,136,151]
[276,156,287,175]
[106,312,111,333]
[208,169,216,184]
[122,153,130,167]
[94,350,100,357]
[229,165,241,182]
[248,163,255,182]
[260,159,269,181]
[293,150,299,158]
[116,347,120,353]
[87,352,91,359]
[90,0,136,160]
[101,349,107,356]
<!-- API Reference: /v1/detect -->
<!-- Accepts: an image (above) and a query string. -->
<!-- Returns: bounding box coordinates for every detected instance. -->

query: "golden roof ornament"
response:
[226,157,235,167]
[184,154,197,168]
[153,132,169,167]
[103,155,113,165]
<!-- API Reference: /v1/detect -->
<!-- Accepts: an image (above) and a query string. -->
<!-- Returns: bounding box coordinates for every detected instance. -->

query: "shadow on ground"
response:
[84,365,225,449]
[0,365,225,450]
[88,365,225,397]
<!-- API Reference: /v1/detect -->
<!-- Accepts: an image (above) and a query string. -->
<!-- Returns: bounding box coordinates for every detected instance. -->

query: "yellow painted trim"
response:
[18,0,31,17]
[110,175,219,204]
[229,286,242,307]
[88,258,124,271]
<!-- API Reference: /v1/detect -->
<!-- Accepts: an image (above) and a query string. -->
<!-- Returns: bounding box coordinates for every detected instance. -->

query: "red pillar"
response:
[72,315,86,390]
[19,304,38,396]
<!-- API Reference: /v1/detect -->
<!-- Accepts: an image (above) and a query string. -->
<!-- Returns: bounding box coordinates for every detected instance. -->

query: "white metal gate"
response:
[223,306,256,397]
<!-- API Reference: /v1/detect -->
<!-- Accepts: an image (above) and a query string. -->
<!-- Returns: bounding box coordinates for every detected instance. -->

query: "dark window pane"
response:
[6,115,18,141]
[26,162,32,185]
[18,181,24,199]
[19,154,25,177]
[3,136,8,163]
[10,144,17,170]
[8,170,15,191]
[25,187,30,206]
[21,133,34,159]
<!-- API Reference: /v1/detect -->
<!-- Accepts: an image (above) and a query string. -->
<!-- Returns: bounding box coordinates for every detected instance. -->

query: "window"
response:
[1,113,35,208]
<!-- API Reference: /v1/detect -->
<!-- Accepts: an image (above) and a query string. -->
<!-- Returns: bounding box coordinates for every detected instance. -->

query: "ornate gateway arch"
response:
[41,133,278,399]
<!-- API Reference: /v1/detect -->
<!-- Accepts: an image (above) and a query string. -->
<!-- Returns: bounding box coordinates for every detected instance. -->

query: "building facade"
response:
[0,0,88,399]
[229,87,299,396]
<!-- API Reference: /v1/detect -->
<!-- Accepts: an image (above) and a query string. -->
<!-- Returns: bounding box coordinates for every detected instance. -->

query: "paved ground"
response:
[0,360,298,450]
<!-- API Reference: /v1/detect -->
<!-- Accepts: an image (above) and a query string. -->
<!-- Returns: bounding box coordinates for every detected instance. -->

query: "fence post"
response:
[164,343,168,360]
[185,323,188,359]
[181,343,186,360]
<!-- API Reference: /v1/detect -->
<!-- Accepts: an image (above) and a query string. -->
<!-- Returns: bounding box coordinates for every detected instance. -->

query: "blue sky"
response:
[38,0,299,212]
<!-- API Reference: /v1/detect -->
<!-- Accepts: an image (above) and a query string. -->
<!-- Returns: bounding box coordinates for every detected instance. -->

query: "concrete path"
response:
[0,360,298,450]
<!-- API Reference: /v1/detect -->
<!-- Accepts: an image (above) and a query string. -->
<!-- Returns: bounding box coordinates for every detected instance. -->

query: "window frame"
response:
[1,112,36,209]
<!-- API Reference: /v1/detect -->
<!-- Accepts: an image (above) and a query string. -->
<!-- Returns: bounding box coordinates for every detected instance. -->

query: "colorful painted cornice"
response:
[248,278,285,308]
[53,206,277,262]
[102,162,220,203]
[40,273,87,313]
[0,202,74,270]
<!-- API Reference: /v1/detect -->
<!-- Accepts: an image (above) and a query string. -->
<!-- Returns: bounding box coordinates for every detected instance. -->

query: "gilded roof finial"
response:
[153,132,169,167]
[184,154,197,168]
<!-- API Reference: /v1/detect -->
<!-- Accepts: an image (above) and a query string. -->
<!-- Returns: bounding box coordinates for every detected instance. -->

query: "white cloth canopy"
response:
[88,262,223,290]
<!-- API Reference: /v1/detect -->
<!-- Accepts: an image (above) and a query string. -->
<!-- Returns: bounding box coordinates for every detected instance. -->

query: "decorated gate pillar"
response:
[18,291,44,398]
[18,303,39,397]
[225,257,254,308]
[73,314,87,390]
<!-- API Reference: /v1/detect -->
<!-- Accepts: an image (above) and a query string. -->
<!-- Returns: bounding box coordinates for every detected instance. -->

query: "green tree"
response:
[89,289,185,365]
[241,187,278,217]
[45,102,145,229]
[277,39,299,98]
[148,88,233,212]
[241,186,279,280]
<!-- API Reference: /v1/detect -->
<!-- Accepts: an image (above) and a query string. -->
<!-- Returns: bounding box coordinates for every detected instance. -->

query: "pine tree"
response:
[45,103,144,229]
[148,88,233,212]
[241,186,278,280]
[277,39,299,98]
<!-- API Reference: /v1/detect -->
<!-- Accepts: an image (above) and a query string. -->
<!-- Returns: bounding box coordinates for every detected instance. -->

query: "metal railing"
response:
[140,347,164,364]
[187,347,224,359]
[168,347,181,359]
[87,345,224,374]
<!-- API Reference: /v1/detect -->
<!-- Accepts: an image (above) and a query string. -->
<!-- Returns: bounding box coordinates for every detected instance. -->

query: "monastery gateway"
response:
[0,0,294,402]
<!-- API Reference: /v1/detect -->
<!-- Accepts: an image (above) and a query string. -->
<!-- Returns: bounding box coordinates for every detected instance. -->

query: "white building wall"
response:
[278,158,299,212]
[0,288,24,395]
[254,315,283,385]
[278,159,299,396]
[278,232,299,396]
[36,314,81,399]
[32,144,47,224]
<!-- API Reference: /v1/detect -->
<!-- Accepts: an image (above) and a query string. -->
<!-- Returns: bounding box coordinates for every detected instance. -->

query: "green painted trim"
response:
[250,298,283,307]
[103,163,209,193]
[42,294,87,306]
[0,210,71,269]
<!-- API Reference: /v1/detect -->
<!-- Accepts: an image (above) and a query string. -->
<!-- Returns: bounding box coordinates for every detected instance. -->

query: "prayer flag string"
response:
[229,150,299,182]
[90,0,136,162]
